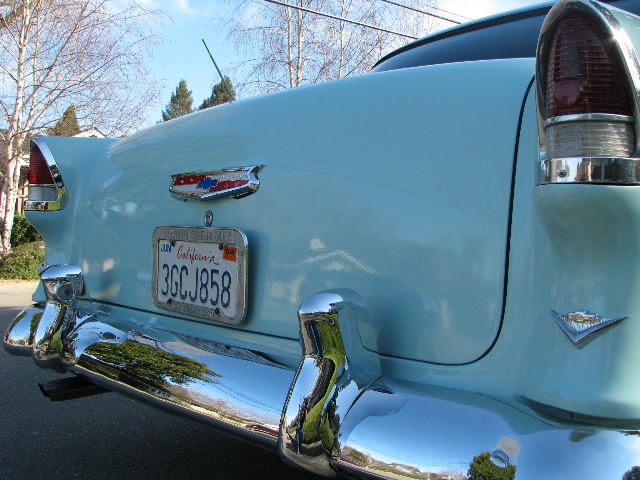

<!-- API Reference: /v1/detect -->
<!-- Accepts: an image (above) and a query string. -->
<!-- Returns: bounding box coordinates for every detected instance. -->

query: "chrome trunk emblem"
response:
[552,310,630,348]
[170,165,264,201]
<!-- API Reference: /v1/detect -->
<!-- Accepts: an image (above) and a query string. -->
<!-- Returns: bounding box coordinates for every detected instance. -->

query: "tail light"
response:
[536,0,640,184]
[25,139,68,211]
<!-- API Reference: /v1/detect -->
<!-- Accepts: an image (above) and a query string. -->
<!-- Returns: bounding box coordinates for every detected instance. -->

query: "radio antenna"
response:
[202,39,235,101]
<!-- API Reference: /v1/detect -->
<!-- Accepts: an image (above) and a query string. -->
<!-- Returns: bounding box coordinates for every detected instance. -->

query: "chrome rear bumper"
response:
[4,265,640,479]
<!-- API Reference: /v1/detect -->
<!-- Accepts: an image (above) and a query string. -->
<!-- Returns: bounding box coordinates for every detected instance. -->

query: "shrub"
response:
[0,243,44,280]
[10,214,42,247]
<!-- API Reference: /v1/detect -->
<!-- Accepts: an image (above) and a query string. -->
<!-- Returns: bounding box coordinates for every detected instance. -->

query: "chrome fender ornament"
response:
[552,310,630,348]
[170,165,264,201]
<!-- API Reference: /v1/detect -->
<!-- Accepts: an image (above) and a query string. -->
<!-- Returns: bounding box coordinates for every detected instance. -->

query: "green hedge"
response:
[11,214,42,247]
[0,243,44,280]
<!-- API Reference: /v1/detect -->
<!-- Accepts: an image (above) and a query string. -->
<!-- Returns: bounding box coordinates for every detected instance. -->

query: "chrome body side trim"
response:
[543,113,634,128]
[24,138,69,212]
[4,270,640,478]
[540,157,640,184]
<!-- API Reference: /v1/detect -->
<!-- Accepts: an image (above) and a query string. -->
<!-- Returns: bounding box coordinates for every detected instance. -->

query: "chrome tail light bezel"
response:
[536,0,640,184]
[25,138,68,211]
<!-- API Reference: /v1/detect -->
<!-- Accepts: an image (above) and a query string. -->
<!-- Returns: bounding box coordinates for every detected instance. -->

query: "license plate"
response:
[151,226,248,325]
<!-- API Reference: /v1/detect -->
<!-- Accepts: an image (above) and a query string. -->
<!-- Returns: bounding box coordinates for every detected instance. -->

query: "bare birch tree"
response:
[223,0,440,94]
[0,0,162,253]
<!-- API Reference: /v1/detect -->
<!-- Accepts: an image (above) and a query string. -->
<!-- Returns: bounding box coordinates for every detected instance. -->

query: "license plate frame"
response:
[151,226,248,325]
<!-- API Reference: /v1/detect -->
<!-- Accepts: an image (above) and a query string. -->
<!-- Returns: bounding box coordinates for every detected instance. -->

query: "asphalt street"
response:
[0,282,325,480]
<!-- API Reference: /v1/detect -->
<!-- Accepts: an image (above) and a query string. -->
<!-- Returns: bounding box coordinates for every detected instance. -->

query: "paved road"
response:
[0,282,326,480]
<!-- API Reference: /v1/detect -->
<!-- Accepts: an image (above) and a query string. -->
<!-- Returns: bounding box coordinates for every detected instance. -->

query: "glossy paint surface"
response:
[28,55,640,419]
[37,59,535,365]
[372,77,640,421]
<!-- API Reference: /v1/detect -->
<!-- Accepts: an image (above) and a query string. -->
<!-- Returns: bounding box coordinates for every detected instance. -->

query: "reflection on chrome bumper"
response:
[4,265,640,478]
[4,264,292,446]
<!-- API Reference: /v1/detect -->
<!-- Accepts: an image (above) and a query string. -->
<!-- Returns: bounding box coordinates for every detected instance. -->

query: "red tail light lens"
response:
[545,15,631,119]
[29,143,56,185]
[538,5,638,180]
[25,140,67,210]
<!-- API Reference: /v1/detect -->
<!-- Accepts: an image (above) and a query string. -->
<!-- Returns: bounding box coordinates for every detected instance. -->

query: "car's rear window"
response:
[372,0,640,73]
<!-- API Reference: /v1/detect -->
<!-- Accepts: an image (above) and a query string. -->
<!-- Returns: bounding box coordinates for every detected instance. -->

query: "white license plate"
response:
[151,227,248,325]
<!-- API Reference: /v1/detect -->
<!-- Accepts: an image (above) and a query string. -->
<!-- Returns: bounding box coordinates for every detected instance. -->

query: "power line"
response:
[262,0,418,40]
[380,0,462,24]
[411,0,473,22]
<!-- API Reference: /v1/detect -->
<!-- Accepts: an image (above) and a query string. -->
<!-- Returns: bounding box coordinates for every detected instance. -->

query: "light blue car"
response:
[6,0,640,477]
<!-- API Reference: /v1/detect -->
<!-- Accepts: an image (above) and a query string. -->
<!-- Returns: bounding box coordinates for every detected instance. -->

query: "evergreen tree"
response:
[162,79,193,121]
[199,76,235,110]
[624,466,640,480]
[47,105,81,136]
[467,452,517,480]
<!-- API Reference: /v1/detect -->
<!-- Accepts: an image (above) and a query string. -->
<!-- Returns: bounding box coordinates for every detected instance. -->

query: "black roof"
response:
[372,0,640,72]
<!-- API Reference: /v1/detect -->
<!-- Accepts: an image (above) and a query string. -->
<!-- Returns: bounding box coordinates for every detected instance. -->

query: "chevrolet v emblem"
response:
[170,165,264,201]
[552,310,630,348]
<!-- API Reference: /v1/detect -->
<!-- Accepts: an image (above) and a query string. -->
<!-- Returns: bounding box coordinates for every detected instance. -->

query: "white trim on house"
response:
[73,128,106,138]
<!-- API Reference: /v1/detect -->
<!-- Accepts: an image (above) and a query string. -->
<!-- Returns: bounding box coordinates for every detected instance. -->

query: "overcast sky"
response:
[143,0,550,125]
